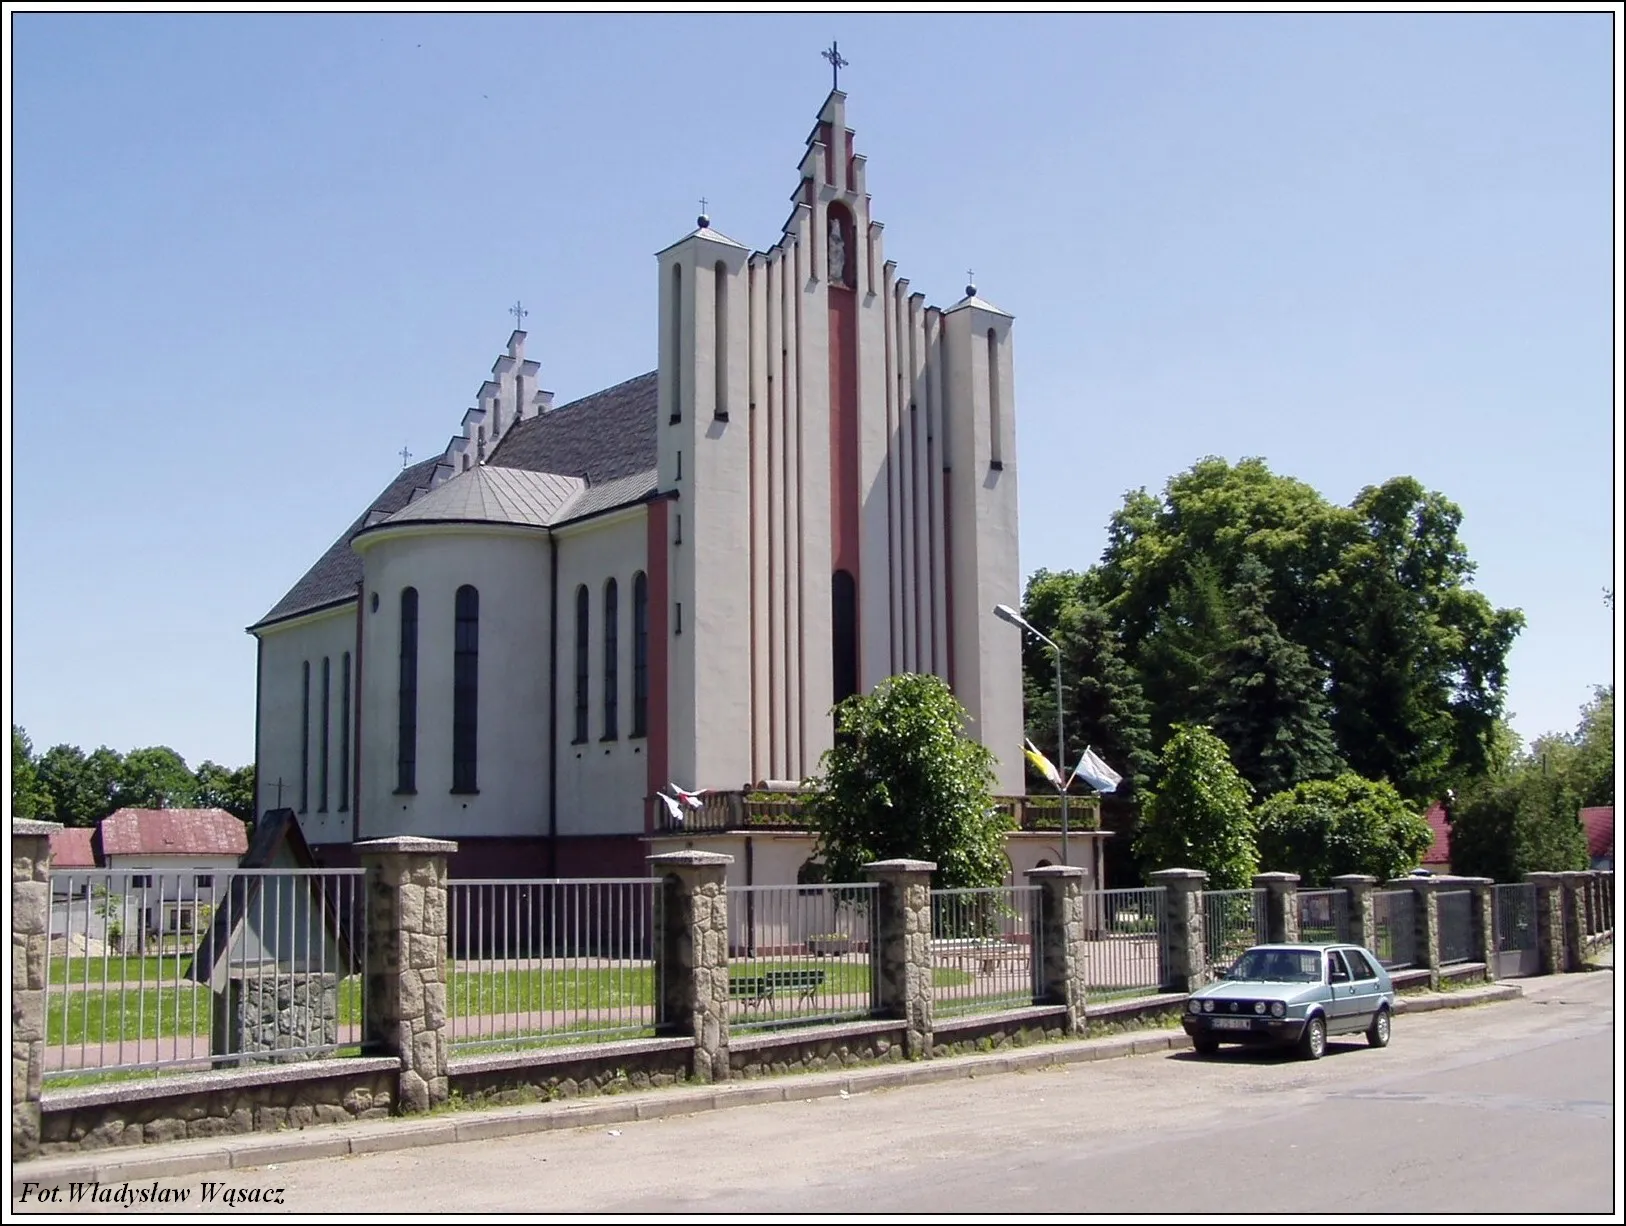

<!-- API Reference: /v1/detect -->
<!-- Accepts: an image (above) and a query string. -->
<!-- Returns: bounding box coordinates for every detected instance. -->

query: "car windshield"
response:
[1228,949,1322,983]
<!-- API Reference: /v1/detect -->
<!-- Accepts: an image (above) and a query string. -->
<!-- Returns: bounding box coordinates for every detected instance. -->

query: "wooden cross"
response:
[822,41,848,90]
[509,300,528,330]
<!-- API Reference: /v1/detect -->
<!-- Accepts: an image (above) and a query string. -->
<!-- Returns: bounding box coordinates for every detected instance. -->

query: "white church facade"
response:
[248,88,1034,880]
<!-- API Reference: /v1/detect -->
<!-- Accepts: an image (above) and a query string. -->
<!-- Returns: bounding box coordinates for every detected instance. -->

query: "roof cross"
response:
[822,41,848,90]
[399,444,412,469]
[509,299,528,330]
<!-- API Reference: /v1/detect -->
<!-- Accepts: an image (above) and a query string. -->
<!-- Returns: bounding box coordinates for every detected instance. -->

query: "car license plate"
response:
[1210,1017,1252,1031]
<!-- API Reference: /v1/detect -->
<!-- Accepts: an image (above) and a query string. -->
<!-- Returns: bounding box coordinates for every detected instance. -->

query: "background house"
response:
[1580,805,1614,871]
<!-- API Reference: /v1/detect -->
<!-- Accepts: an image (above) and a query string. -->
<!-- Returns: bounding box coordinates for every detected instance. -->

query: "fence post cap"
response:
[646,850,734,868]
[12,819,63,838]
[1523,871,1565,885]
[1252,872,1301,888]
[1557,870,1592,884]
[1024,865,1087,880]
[354,835,459,855]
[1148,867,1208,884]
[1330,874,1378,887]
[1388,875,1441,891]
[862,858,937,876]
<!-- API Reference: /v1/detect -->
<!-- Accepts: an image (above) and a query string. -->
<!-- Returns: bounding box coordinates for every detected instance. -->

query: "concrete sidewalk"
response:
[12,980,1527,1187]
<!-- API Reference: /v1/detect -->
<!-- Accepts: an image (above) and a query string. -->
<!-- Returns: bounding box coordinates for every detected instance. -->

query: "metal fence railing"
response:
[1372,890,1417,969]
[1080,887,1166,1000]
[1437,890,1474,965]
[1203,889,1266,970]
[725,883,878,1030]
[44,868,365,1079]
[930,886,1042,1016]
[1296,889,1349,945]
[446,879,661,1052]
[1584,873,1614,936]
[1494,884,1537,953]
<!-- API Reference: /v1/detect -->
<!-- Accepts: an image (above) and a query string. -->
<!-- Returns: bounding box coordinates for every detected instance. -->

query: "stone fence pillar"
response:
[648,850,732,1083]
[357,836,456,1113]
[1150,868,1207,991]
[1025,865,1087,1036]
[13,819,60,1160]
[1331,875,1378,950]
[863,859,937,1059]
[1463,877,1496,979]
[1253,872,1300,945]
[1526,872,1566,975]
[1559,872,1589,971]
[1389,875,1443,988]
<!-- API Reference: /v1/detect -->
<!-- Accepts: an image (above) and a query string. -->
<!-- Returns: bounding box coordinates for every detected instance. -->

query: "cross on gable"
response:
[822,41,848,90]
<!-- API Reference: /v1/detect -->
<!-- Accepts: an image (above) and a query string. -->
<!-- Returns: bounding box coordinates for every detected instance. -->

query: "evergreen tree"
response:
[1134,724,1258,889]
[1205,557,1344,799]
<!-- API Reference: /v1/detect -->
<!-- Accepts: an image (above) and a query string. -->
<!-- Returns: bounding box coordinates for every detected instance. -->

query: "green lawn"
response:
[49,955,194,986]
[45,979,366,1047]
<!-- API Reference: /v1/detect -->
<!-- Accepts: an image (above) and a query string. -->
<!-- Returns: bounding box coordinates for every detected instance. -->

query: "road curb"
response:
[9,982,1525,1186]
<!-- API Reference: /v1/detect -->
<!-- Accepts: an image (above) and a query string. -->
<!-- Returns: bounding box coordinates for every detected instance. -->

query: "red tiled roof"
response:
[98,809,248,859]
[48,827,98,869]
[1580,806,1614,862]
[1423,803,1451,866]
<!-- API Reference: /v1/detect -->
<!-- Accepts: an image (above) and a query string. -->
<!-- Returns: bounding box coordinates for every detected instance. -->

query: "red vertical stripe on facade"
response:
[828,284,860,578]
[646,498,671,834]
[820,122,835,186]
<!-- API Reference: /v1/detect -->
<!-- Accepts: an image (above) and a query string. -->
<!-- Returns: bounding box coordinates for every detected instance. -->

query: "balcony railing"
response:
[654,790,1102,835]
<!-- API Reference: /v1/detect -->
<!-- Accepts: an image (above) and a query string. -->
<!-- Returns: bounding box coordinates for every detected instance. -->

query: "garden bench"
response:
[728,976,768,1007]
[763,969,826,1003]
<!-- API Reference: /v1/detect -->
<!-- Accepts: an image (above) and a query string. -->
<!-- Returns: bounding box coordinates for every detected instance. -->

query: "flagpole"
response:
[1055,649,1068,866]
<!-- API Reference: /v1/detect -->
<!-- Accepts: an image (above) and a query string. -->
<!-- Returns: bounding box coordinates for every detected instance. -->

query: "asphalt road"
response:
[15,971,1615,1215]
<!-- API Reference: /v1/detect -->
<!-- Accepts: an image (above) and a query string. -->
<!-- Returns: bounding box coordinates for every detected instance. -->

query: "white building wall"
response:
[255,605,359,846]
[354,526,553,840]
[553,510,652,837]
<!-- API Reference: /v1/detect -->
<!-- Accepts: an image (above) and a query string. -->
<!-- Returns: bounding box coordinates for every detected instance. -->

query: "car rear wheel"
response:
[1191,1034,1220,1055]
[1367,1007,1391,1048]
[1297,1014,1326,1061]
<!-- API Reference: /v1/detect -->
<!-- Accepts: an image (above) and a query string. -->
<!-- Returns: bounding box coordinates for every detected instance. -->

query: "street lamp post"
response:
[994,603,1069,866]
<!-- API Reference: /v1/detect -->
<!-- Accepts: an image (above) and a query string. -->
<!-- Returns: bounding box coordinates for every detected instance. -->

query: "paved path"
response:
[12,971,1611,1215]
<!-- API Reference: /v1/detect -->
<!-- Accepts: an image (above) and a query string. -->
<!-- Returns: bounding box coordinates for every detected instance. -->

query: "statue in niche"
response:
[828,214,847,285]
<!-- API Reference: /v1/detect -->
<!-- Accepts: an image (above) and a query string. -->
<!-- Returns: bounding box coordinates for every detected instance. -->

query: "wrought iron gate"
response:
[1493,883,1540,978]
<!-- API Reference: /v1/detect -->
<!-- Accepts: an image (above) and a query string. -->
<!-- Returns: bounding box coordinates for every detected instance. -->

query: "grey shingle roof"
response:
[487,371,657,483]
[251,457,442,630]
[253,370,660,632]
[377,467,586,530]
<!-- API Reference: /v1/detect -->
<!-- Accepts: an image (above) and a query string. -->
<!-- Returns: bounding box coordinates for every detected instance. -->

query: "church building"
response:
[248,86,1026,880]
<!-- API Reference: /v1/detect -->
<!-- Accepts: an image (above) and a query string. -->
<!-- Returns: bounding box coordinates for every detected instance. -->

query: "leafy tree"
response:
[11,726,55,820]
[193,761,257,822]
[117,746,198,810]
[36,744,123,827]
[1253,773,1434,885]
[1204,557,1344,799]
[805,673,1010,890]
[1449,770,1589,882]
[1134,724,1258,889]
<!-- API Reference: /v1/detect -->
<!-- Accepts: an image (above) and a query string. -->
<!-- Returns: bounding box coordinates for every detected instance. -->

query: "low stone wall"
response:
[38,1058,400,1154]
[1437,962,1487,986]
[1084,992,1189,1037]
[448,1037,695,1107]
[730,1019,909,1077]
[930,1007,1070,1058]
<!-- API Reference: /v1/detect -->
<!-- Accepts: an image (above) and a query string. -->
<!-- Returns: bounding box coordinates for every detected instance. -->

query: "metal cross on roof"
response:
[509,299,528,330]
[822,41,848,90]
[399,444,412,469]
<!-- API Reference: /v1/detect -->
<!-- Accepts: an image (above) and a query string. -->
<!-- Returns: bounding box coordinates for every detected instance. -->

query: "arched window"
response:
[573,586,590,743]
[452,585,479,793]
[300,660,311,813]
[631,572,649,737]
[397,588,419,792]
[602,578,619,739]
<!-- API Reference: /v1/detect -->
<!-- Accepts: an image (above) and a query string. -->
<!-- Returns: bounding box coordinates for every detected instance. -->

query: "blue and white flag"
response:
[1069,747,1122,794]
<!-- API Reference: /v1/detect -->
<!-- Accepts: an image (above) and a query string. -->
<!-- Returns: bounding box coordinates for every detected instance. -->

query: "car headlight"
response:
[1271,1001,1286,1018]
[1254,1001,1267,1015]
[1190,999,1203,1014]
[1203,1000,1214,1013]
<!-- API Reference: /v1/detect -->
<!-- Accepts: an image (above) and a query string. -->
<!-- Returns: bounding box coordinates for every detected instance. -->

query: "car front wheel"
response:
[1367,1007,1391,1048]
[1191,1034,1220,1055]
[1298,1014,1327,1061]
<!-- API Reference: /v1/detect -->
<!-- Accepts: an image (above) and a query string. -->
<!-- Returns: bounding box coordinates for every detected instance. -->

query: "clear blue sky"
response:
[8,11,1619,772]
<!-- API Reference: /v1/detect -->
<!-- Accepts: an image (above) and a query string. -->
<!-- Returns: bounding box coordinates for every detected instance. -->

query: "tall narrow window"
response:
[632,572,649,737]
[987,328,1003,469]
[397,587,419,792]
[299,661,311,813]
[492,397,502,436]
[338,651,351,811]
[318,656,331,812]
[832,570,858,705]
[669,264,683,423]
[602,578,620,739]
[714,260,728,420]
[452,585,479,793]
[574,585,590,743]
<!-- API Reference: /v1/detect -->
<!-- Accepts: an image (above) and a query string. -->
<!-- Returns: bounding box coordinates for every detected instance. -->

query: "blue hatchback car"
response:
[1182,944,1396,1060]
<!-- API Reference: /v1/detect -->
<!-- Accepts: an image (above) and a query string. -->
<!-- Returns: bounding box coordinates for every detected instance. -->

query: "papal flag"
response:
[1069,746,1123,794]
[1024,738,1064,790]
